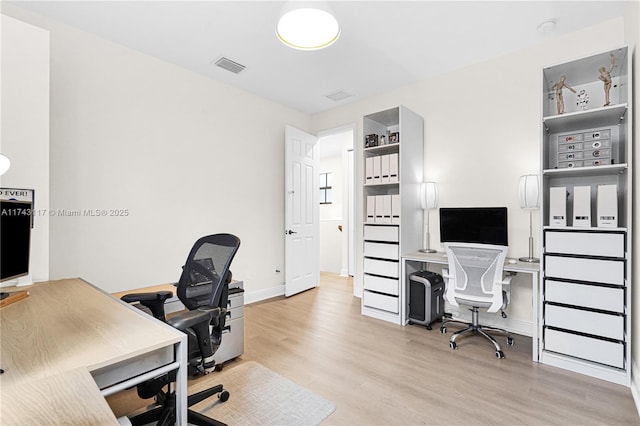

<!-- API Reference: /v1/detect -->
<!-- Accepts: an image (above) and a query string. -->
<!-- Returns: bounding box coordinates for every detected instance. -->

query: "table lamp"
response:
[419,181,438,253]
[519,174,540,263]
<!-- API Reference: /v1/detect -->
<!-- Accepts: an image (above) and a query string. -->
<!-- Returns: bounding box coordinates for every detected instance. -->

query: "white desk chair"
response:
[440,243,513,358]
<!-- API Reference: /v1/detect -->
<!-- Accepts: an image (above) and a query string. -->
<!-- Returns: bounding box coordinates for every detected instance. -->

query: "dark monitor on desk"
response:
[439,207,508,246]
[1,200,32,283]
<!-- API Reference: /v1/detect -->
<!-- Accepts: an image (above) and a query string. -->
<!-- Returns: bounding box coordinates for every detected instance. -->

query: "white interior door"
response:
[285,125,319,297]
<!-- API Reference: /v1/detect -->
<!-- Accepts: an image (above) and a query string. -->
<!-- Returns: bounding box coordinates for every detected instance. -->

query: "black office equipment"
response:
[439,207,508,246]
[121,233,240,426]
[408,271,444,330]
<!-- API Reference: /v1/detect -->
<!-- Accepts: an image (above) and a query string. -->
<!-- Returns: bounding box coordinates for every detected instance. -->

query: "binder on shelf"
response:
[391,194,400,224]
[376,195,391,223]
[381,154,390,183]
[366,195,375,223]
[549,187,567,227]
[573,186,591,228]
[373,156,382,184]
[597,184,618,228]
[365,157,374,185]
[389,153,399,183]
[375,195,385,223]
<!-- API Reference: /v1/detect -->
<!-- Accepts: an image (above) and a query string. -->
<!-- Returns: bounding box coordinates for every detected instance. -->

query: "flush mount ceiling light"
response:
[276,7,340,50]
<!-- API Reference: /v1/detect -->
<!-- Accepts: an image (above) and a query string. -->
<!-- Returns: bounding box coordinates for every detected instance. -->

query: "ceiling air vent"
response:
[213,56,246,74]
[325,90,353,102]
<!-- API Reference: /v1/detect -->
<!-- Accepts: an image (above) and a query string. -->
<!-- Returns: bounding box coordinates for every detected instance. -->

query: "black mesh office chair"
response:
[121,233,241,426]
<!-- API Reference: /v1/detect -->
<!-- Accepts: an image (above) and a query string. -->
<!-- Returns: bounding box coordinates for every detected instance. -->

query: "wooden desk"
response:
[0,278,188,424]
[401,251,541,361]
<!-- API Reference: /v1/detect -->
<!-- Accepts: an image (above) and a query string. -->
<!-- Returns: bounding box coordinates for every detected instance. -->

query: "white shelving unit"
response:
[539,46,632,386]
[361,106,423,325]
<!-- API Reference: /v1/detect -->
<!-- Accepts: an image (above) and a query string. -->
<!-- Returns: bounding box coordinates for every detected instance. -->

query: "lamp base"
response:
[419,249,437,253]
[518,256,540,263]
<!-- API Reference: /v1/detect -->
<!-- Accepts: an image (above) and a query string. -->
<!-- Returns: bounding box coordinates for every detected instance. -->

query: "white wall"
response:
[2,5,310,296]
[311,18,626,332]
[0,15,50,285]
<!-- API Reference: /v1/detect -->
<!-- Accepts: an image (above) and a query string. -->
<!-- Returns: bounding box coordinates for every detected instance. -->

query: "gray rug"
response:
[191,361,336,425]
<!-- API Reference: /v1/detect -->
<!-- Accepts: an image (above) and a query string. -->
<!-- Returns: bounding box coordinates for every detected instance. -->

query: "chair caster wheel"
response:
[426,324,432,330]
[507,337,514,346]
[219,390,230,402]
[450,341,457,350]
[440,327,446,334]
[214,363,224,372]
[496,350,505,359]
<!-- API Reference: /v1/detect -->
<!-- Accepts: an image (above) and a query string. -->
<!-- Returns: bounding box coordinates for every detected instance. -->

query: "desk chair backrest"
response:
[444,243,508,313]
[177,233,240,311]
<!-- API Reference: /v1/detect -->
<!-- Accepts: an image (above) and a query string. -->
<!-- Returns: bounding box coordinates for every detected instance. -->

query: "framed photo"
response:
[388,132,399,143]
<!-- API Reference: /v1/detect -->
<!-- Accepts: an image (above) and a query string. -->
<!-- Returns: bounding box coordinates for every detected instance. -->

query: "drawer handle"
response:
[222,325,231,334]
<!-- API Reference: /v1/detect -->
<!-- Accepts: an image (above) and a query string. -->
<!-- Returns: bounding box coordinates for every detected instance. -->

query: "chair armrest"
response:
[121,291,173,322]
[198,306,228,329]
[501,275,513,287]
[167,309,210,332]
[501,274,513,305]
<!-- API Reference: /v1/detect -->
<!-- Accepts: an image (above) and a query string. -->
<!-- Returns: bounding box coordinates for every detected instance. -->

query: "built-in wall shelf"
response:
[543,103,627,134]
[539,45,632,387]
[360,106,423,325]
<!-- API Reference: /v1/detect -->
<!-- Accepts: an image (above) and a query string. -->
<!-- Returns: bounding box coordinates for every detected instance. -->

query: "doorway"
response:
[317,124,355,279]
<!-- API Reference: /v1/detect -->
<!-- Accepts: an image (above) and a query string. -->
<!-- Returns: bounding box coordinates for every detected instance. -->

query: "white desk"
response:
[401,251,541,361]
[0,278,188,424]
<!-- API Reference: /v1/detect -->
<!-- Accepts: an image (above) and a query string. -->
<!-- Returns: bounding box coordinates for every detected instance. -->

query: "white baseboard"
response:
[339,268,349,277]
[245,284,285,305]
[632,359,640,417]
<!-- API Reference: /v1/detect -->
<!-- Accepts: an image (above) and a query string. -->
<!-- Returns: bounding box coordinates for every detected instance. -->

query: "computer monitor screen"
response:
[1,200,32,282]
[439,207,508,246]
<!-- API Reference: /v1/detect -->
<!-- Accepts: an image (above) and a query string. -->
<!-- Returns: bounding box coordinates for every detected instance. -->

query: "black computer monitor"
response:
[1,200,32,283]
[439,207,508,246]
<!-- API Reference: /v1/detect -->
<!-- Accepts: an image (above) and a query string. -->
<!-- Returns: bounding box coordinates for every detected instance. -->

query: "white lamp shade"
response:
[420,182,438,210]
[0,154,10,176]
[276,7,340,50]
[519,174,540,209]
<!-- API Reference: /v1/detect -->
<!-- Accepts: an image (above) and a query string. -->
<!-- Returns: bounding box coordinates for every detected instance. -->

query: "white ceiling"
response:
[9,1,630,114]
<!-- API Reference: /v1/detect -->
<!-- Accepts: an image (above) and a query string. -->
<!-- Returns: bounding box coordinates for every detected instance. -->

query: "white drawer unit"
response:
[545,255,625,286]
[542,226,629,382]
[545,280,624,313]
[545,304,624,341]
[364,274,399,296]
[545,231,625,258]
[364,225,399,242]
[363,241,399,260]
[545,328,624,369]
[363,291,399,314]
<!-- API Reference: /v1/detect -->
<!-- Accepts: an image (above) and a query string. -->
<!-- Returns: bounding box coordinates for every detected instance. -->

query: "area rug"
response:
[190,361,336,425]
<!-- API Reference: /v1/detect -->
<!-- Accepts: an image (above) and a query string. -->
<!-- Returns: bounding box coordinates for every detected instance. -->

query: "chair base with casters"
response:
[128,369,229,426]
[440,307,514,359]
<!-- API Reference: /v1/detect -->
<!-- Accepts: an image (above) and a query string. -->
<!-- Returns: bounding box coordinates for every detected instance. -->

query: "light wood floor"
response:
[238,272,639,425]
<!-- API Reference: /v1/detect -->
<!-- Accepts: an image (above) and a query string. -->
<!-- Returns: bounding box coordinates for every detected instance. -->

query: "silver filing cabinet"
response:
[214,281,244,365]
